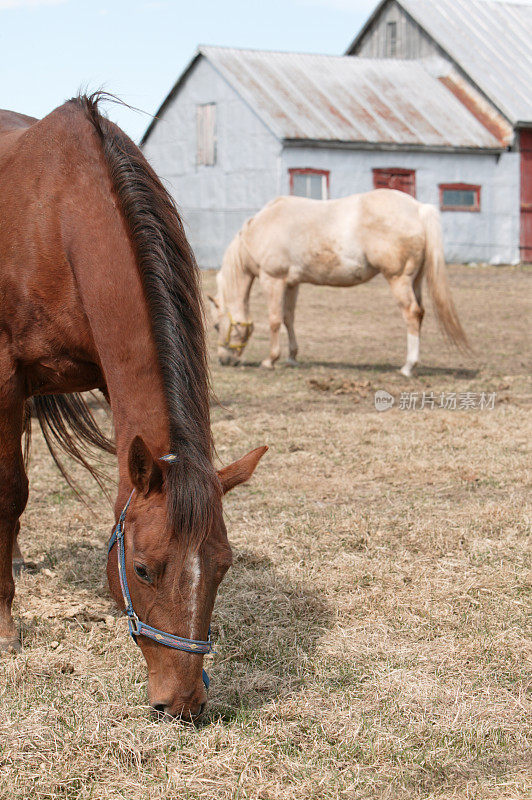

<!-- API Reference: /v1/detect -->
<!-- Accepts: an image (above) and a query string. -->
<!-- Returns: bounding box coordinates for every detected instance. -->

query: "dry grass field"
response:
[0,265,530,800]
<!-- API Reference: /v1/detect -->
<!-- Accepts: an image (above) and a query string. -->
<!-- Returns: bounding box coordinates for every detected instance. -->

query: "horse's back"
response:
[0,109,38,134]
[0,101,105,222]
[0,100,108,370]
[0,110,38,165]
[250,191,423,237]
[243,190,427,283]
[356,189,426,240]
[243,195,364,284]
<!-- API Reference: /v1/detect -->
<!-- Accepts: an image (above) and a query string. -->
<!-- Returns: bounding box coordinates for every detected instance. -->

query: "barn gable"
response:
[346,0,532,126]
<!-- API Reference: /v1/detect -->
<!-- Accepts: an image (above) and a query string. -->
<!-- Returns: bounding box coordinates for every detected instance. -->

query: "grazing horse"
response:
[209,191,468,375]
[0,96,266,720]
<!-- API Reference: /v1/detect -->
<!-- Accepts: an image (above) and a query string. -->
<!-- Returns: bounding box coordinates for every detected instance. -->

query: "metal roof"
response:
[348,0,532,126]
[196,46,506,150]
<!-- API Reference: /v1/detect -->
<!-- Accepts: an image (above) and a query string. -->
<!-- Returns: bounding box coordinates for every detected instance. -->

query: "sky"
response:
[0,0,379,143]
[2,0,528,143]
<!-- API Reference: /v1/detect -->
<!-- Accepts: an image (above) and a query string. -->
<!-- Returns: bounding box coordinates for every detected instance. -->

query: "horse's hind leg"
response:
[0,378,28,651]
[387,273,425,377]
[284,285,299,366]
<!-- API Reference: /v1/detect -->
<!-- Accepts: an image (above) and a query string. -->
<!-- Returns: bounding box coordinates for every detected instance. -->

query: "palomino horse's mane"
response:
[218,217,257,306]
[72,93,220,545]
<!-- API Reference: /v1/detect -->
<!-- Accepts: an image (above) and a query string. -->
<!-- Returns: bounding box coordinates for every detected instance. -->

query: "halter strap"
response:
[108,456,212,690]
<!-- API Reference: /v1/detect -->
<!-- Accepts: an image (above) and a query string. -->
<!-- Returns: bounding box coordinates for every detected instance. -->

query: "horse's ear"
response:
[218,446,268,494]
[128,436,162,496]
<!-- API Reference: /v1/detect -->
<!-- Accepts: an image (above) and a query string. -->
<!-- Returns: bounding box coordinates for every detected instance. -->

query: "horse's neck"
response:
[68,198,170,492]
[220,237,254,320]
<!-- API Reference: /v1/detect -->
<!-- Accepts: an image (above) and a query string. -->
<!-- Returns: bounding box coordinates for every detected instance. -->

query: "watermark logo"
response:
[374,390,497,411]
[374,390,395,412]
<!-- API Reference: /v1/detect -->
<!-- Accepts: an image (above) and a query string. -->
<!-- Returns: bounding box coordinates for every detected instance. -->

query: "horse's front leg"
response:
[0,382,28,652]
[259,273,286,369]
[11,522,25,578]
[284,285,299,366]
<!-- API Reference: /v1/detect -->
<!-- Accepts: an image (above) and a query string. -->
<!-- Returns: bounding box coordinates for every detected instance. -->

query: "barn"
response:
[141,0,531,268]
[346,0,532,263]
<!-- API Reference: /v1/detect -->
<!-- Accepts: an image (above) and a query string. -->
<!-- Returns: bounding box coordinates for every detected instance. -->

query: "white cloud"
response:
[0,0,67,8]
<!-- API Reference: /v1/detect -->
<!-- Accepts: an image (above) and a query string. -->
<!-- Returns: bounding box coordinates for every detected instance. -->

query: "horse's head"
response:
[107,436,267,721]
[208,295,254,366]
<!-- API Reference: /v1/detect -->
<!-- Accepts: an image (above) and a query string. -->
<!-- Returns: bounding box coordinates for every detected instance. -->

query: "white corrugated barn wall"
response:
[142,57,281,268]
[282,146,520,265]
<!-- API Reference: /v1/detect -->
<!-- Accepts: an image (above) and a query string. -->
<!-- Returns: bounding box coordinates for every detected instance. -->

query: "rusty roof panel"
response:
[438,71,513,146]
[200,46,506,149]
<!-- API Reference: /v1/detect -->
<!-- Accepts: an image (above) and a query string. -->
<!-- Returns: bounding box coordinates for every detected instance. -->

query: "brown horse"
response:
[0,95,266,720]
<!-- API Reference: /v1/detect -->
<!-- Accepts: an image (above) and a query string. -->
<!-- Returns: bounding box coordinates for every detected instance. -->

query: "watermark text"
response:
[375,390,496,412]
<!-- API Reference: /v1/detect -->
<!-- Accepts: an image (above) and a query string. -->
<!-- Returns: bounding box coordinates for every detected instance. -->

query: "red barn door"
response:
[373,168,416,197]
[520,129,532,263]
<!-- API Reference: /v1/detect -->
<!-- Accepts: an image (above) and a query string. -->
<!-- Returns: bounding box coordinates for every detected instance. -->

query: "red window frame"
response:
[373,167,416,197]
[439,183,481,212]
[289,168,330,199]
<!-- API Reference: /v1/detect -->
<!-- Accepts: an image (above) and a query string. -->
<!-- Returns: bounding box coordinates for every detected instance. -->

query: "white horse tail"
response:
[420,203,469,352]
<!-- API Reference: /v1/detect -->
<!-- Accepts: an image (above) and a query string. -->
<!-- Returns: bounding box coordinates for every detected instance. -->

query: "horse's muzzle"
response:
[218,349,240,366]
[151,699,206,723]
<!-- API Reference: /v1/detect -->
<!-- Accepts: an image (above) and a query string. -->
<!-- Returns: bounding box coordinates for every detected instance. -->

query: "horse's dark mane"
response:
[71,92,220,545]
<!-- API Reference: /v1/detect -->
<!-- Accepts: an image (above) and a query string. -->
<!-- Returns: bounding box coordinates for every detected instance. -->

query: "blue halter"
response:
[108,465,212,692]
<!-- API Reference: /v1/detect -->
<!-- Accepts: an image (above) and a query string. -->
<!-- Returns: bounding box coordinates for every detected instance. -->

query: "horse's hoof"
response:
[285,358,298,368]
[12,558,25,579]
[0,636,21,654]
[400,365,414,378]
[261,359,274,370]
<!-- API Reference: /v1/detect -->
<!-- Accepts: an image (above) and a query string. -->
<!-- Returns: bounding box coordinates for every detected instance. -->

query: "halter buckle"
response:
[127,611,141,639]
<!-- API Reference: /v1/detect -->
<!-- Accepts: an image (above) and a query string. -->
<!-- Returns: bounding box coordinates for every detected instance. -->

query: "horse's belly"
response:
[300,256,375,287]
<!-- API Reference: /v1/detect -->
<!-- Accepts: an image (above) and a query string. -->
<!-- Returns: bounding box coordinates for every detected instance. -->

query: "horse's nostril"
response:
[151,699,206,722]
[151,703,168,720]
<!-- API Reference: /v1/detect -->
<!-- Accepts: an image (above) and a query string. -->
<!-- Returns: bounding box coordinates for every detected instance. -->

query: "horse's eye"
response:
[134,564,151,583]
[214,323,220,331]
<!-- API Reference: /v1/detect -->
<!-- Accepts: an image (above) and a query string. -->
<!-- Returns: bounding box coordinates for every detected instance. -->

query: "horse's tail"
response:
[420,203,469,352]
[25,393,115,499]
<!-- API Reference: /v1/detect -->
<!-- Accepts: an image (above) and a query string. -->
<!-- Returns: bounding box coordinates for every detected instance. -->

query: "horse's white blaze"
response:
[188,554,201,639]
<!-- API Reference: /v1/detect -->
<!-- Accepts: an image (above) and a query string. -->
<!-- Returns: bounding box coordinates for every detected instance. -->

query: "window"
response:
[386,21,397,57]
[196,103,216,166]
[373,168,416,197]
[439,183,480,212]
[289,168,329,199]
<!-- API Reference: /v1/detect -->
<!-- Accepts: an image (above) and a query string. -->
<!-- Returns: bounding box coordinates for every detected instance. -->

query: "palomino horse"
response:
[209,191,468,375]
[0,95,266,720]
